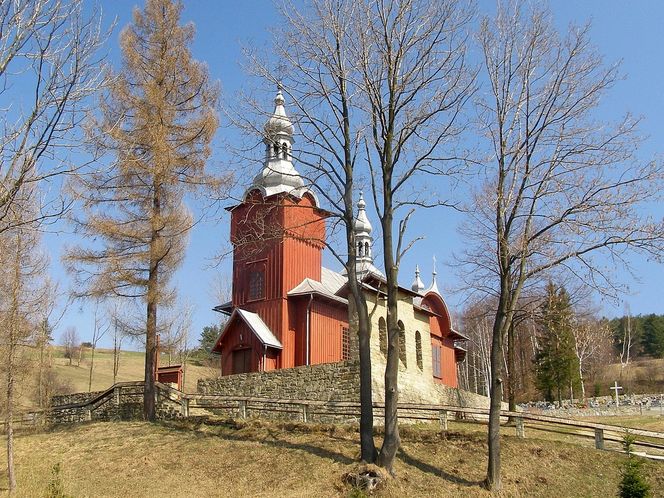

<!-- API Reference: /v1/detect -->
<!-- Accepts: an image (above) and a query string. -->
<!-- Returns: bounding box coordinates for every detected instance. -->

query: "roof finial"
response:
[411,264,425,293]
[424,255,440,295]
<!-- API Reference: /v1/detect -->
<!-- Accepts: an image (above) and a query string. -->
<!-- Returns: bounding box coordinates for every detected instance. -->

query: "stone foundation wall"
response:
[51,390,106,407]
[197,360,361,402]
[49,384,144,424]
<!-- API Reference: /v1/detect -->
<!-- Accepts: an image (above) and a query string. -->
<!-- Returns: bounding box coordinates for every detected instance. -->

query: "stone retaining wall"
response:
[197,360,494,417]
[51,390,107,407]
[49,384,144,424]
[197,360,361,402]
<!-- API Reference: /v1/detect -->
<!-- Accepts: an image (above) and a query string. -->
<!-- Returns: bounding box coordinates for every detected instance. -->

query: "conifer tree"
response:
[534,282,579,406]
[66,0,219,421]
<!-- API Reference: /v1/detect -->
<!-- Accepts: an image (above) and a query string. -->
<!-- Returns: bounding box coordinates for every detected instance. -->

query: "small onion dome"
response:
[411,265,425,293]
[354,192,373,234]
[264,89,294,138]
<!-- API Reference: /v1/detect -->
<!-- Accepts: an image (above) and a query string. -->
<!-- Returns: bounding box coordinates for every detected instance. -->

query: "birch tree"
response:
[65,0,220,421]
[458,1,664,490]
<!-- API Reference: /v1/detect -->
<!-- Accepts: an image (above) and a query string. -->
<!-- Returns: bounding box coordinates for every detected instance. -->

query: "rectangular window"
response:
[342,326,350,360]
[248,268,265,300]
[432,344,441,378]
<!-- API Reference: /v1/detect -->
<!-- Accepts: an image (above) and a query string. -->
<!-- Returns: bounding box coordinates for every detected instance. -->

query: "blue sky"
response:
[45,1,664,348]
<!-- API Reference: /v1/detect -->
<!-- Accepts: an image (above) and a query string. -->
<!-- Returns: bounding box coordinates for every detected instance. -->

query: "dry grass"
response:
[1,419,663,497]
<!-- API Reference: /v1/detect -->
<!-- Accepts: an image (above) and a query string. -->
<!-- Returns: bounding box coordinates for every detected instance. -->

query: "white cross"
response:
[610,381,623,407]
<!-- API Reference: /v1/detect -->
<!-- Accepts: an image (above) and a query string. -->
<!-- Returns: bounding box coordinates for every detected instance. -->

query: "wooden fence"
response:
[6,381,664,461]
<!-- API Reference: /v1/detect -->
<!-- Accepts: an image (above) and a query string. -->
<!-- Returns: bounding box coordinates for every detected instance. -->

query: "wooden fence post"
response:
[301,404,309,423]
[181,397,189,418]
[114,386,121,406]
[86,409,92,422]
[594,428,604,450]
[515,417,525,438]
[238,400,247,419]
[439,410,448,430]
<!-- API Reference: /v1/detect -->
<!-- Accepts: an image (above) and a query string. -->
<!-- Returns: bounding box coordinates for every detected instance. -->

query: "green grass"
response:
[2,419,663,497]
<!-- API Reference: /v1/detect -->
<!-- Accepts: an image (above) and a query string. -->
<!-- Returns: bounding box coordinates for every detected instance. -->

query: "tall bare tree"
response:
[65,0,220,421]
[243,0,474,469]
[0,0,106,235]
[458,1,664,490]
[356,0,474,471]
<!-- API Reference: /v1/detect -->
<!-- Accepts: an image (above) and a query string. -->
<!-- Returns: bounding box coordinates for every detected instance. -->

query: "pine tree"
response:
[66,0,219,421]
[641,314,664,358]
[534,282,580,406]
[619,434,651,498]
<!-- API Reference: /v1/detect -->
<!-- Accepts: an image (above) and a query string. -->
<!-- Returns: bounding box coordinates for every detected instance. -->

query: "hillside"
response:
[2,419,662,497]
[51,347,218,394]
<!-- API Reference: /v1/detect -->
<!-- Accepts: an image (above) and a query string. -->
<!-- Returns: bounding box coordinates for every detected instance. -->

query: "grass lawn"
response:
[1,419,662,497]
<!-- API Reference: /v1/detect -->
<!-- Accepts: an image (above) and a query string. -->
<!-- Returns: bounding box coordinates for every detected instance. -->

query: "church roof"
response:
[213,308,283,352]
[288,273,348,305]
[321,267,347,294]
[237,309,283,349]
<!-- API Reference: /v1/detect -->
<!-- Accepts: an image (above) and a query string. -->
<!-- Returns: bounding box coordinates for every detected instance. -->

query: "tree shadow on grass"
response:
[397,448,483,488]
[163,419,355,465]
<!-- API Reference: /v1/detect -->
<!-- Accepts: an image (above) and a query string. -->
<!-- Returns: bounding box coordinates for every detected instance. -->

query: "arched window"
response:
[378,317,387,356]
[398,320,406,367]
[358,241,363,256]
[415,331,423,370]
[273,143,279,157]
[282,142,288,159]
[364,242,370,257]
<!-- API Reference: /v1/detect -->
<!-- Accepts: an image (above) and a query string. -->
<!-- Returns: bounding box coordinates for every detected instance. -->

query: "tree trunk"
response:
[377,205,400,473]
[88,345,96,392]
[144,273,158,421]
[6,333,16,493]
[485,306,505,491]
[144,183,162,421]
[507,321,516,413]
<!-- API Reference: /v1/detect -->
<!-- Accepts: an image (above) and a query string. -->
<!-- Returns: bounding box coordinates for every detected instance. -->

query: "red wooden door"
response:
[232,348,252,374]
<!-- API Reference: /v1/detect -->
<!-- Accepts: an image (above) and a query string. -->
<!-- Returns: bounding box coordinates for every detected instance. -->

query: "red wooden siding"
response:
[423,293,458,387]
[309,300,348,365]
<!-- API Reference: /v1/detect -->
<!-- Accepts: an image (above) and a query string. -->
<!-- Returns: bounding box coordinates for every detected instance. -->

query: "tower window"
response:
[358,241,363,256]
[365,242,369,257]
[342,326,351,360]
[248,269,265,300]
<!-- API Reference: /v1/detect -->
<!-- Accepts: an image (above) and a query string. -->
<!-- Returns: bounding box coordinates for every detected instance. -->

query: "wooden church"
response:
[212,90,467,388]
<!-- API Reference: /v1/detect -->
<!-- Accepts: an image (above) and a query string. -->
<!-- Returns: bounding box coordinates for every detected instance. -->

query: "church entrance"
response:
[232,348,253,374]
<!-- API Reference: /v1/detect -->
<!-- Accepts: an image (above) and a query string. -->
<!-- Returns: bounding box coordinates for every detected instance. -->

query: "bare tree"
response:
[88,302,110,392]
[0,221,48,493]
[619,303,633,371]
[61,327,80,367]
[65,0,221,421]
[457,1,664,490]
[572,313,611,400]
[0,0,107,235]
[243,0,474,470]
[356,0,474,472]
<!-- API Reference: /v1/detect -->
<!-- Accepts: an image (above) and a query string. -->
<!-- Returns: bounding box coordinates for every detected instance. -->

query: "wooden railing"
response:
[7,381,664,461]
